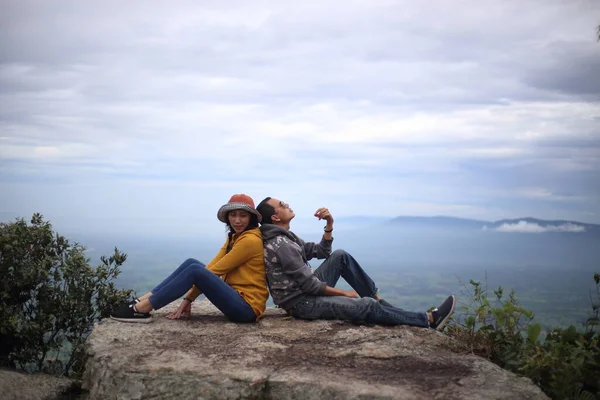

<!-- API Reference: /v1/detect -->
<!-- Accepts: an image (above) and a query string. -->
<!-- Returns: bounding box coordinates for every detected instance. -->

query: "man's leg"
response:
[314,249,378,298]
[291,295,429,328]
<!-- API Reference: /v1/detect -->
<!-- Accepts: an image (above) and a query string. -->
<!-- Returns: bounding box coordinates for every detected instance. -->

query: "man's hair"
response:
[256,197,274,225]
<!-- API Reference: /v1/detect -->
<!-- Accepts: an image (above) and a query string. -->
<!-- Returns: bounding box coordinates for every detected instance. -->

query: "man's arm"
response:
[276,244,356,297]
[303,207,335,259]
[276,241,326,295]
[324,286,358,298]
[302,236,332,260]
[311,207,356,297]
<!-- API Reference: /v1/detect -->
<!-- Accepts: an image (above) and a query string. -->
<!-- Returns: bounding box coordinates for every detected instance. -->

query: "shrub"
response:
[0,213,132,377]
[448,273,600,399]
[447,279,539,370]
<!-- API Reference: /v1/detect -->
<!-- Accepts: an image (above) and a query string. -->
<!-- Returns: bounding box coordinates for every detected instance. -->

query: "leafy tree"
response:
[0,213,132,377]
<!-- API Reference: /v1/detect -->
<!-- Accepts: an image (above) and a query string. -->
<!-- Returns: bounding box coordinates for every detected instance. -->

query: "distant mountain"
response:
[387,215,600,234]
[388,216,489,229]
[336,216,390,225]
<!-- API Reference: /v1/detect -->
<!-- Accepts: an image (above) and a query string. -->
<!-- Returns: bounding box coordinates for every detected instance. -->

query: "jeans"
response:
[148,258,256,323]
[291,249,429,327]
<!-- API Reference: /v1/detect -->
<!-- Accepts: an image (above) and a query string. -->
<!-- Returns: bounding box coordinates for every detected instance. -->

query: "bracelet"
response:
[323,226,333,233]
[183,297,193,303]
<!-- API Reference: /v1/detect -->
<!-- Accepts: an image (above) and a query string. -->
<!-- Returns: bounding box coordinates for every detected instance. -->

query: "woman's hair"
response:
[224,210,260,235]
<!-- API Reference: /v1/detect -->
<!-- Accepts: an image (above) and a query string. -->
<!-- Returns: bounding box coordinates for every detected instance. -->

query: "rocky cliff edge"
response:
[83,300,548,400]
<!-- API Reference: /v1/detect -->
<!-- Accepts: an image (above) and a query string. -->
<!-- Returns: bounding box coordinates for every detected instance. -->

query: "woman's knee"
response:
[184,257,202,265]
[183,260,206,274]
[189,264,211,280]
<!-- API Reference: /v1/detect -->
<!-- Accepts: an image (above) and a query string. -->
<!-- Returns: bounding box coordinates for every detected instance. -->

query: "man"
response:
[256,197,455,330]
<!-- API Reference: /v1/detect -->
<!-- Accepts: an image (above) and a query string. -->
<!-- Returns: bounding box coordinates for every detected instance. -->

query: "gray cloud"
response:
[1,0,599,230]
[523,42,600,98]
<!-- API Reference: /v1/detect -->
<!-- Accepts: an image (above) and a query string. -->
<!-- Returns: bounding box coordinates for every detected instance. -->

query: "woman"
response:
[110,194,268,323]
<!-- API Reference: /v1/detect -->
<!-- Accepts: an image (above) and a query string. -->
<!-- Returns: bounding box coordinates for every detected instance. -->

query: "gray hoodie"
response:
[260,224,332,310]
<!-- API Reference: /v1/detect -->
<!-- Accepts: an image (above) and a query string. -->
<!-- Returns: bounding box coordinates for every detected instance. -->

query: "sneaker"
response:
[116,297,140,307]
[128,297,141,306]
[430,295,456,331]
[110,304,152,323]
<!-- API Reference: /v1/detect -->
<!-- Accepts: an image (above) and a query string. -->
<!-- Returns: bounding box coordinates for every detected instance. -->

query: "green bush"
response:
[521,326,599,399]
[0,213,132,377]
[448,279,538,369]
[448,273,600,399]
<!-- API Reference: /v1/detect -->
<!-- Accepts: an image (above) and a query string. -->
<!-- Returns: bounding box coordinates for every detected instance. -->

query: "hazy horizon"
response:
[2,211,599,241]
[71,220,599,331]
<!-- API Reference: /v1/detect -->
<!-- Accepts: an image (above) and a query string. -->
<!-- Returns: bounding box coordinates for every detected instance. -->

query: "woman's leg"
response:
[147,262,255,322]
[138,258,204,299]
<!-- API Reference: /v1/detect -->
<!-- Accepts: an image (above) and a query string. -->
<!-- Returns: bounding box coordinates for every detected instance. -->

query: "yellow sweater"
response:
[186,227,268,318]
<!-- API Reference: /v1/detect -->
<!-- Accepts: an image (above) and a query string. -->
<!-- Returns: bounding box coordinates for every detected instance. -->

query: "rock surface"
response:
[0,368,80,400]
[84,300,548,400]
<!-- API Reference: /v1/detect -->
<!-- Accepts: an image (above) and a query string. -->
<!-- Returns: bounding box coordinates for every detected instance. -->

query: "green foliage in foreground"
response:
[448,273,600,399]
[0,214,132,377]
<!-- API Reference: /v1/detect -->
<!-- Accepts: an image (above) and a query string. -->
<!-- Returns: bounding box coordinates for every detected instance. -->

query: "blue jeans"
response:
[148,258,256,323]
[290,250,429,327]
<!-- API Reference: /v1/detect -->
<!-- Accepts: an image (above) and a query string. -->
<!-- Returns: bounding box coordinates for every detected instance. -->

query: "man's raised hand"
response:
[314,207,334,224]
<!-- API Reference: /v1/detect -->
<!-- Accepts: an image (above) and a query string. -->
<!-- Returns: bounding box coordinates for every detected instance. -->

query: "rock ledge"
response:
[0,368,80,400]
[83,300,547,399]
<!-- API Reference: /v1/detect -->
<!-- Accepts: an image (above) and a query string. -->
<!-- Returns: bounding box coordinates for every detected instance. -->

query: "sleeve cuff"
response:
[188,285,201,300]
[318,281,327,295]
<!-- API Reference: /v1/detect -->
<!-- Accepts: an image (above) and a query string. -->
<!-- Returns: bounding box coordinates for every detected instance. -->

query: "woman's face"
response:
[228,209,251,234]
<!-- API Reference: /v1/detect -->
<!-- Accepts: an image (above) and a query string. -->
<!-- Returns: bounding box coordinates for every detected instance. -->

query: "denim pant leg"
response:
[292,296,429,327]
[151,258,202,294]
[148,262,256,323]
[314,249,378,297]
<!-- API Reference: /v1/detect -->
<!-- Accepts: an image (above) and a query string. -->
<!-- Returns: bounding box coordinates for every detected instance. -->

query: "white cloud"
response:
[494,221,586,233]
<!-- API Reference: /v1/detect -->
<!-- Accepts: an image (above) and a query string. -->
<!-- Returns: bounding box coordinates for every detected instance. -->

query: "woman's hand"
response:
[166,299,192,320]
[343,290,359,298]
[181,299,192,317]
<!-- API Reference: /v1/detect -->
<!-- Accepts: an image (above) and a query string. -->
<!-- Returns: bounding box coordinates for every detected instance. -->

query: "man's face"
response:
[268,198,295,224]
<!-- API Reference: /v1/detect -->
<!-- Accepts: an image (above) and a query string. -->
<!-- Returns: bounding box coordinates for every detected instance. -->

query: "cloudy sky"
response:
[1,0,599,236]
